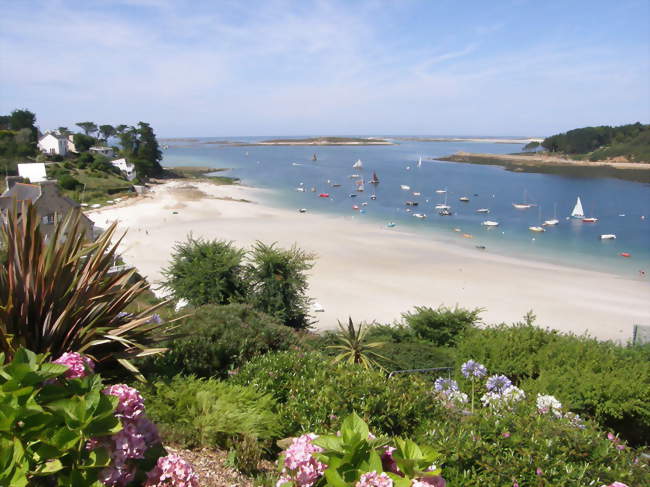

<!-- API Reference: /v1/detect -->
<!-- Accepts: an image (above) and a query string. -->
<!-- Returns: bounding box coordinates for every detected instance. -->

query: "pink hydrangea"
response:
[99,463,136,487]
[103,384,145,421]
[356,471,393,487]
[52,352,95,379]
[381,447,400,475]
[277,434,326,487]
[144,454,199,487]
[600,483,629,487]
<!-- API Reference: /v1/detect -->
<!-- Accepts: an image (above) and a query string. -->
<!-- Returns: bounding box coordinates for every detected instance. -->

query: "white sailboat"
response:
[435,191,450,210]
[513,189,533,209]
[529,206,545,232]
[482,220,499,227]
[352,159,363,169]
[544,203,559,226]
[571,197,584,219]
[400,184,411,191]
[417,156,422,168]
[356,180,365,192]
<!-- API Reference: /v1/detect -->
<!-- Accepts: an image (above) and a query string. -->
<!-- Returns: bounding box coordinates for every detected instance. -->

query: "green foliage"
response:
[57,173,81,190]
[135,122,163,176]
[226,434,264,474]
[98,124,116,142]
[141,303,297,379]
[0,349,121,486]
[0,202,172,376]
[523,141,540,151]
[142,375,281,449]
[233,351,442,438]
[456,323,650,445]
[402,305,482,346]
[246,241,315,329]
[297,413,442,487]
[0,109,37,161]
[75,122,98,136]
[590,126,650,162]
[327,318,388,370]
[162,237,247,306]
[73,133,96,152]
[419,401,648,486]
[78,151,94,164]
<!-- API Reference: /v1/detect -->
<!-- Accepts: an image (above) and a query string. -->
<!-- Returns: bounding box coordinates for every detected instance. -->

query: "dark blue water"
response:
[162,137,650,277]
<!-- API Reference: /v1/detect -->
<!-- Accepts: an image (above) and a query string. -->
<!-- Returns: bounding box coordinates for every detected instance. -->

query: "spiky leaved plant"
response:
[327,317,388,370]
[0,202,173,377]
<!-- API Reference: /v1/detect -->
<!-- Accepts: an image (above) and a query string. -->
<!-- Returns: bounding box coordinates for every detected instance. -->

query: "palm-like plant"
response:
[328,317,388,370]
[0,202,174,376]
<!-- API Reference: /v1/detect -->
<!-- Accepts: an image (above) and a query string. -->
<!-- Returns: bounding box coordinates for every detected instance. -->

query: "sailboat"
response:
[312,153,317,161]
[400,184,411,191]
[417,156,422,168]
[513,190,533,209]
[356,180,365,192]
[482,220,499,227]
[370,171,379,184]
[352,159,363,169]
[543,203,559,226]
[435,191,450,210]
[571,197,584,219]
[529,206,546,232]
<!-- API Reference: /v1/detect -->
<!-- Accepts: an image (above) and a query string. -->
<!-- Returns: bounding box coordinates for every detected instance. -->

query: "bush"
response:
[246,241,315,329]
[57,173,80,190]
[402,305,482,346]
[78,151,94,164]
[456,323,650,445]
[162,237,247,306]
[141,375,281,449]
[232,351,443,438]
[141,303,298,378]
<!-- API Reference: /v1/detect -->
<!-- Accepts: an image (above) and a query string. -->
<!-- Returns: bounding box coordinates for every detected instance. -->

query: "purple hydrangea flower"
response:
[461,360,487,379]
[355,471,393,487]
[103,384,145,421]
[52,352,95,379]
[144,454,199,487]
[486,375,512,393]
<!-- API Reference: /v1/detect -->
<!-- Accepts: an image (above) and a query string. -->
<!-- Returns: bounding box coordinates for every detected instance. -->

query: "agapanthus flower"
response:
[485,375,512,393]
[481,386,525,410]
[355,471,393,487]
[460,360,487,379]
[144,453,199,486]
[434,378,459,392]
[52,352,95,379]
[536,394,563,417]
[103,384,145,421]
[444,390,469,405]
[564,412,585,429]
[277,434,326,487]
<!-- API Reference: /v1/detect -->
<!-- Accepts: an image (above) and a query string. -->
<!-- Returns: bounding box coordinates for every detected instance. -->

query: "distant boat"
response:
[544,203,560,226]
[482,220,499,227]
[352,205,360,210]
[331,183,341,187]
[439,208,452,216]
[459,196,470,202]
[476,208,490,214]
[582,217,598,223]
[370,171,379,184]
[400,184,411,190]
[296,187,305,192]
[600,234,616,240]
[529,226,545,232]
[405,201,418,206]
[387,222,396,228]
[513,189,533,209]
[357,181,365,192]
[417,156,422,168]
[435,191,450,210]
[298,208,307,213]
[435,189,446,194]
[353,159,363,169]
[349,193,358,198]
[413,192,421,196]
[310,187,316,192]
[413,213,427,219]
[349,174,361,178]
[312,153,317,161]
[571,197,585,219]
[319,193,329,198]
[370,194,377,200]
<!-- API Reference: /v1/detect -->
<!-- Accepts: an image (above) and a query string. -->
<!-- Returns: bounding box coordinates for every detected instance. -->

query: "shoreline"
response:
[394,137,544,144]
[437,152,650,183]
[88,179,650,342]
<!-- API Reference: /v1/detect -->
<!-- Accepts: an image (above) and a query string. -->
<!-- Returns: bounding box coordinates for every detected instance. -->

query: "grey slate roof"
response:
[1,182,41,202]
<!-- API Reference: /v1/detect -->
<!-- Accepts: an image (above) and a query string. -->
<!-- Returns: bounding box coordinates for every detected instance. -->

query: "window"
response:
[42,214,55,224]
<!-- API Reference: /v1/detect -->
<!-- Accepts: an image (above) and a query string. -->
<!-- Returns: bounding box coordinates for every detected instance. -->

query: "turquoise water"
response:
[162,137,650,277]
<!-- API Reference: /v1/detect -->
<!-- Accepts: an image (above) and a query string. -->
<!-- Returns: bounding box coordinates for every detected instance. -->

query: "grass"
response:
[163,166,240,185]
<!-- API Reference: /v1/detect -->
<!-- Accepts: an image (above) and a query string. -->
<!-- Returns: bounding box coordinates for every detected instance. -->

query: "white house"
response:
[111,158,136,181]
[38,133,68,156]
[66,135,77,153]
[17,163,48,183]
[89,146,115,158]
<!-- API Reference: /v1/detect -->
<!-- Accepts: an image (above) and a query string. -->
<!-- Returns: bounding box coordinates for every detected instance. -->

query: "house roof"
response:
[39,133,65,142]
[2,182,41,201]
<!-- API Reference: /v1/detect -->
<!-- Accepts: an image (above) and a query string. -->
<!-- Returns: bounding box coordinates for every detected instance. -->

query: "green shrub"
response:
[456,323,650,445]
[162,237,247,306]
[57,173,80,190]
[0,349,122,486]
[141,375,280,449]
[402,305,482,346]
[226,434,263,475]
[141,303,298,378]
[232,351,443,438]
[419,401,648,486]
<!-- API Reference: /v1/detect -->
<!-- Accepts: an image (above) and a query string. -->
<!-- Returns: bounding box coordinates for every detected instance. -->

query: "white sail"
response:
[571,197,584,218]
[352,159,363,169]
[417,156,422,168]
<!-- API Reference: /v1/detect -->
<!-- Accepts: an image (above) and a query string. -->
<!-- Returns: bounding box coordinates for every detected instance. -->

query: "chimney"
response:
[5,176,22,191]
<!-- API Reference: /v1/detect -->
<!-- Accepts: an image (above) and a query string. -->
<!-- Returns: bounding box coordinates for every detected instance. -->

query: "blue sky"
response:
[1,0,648,137]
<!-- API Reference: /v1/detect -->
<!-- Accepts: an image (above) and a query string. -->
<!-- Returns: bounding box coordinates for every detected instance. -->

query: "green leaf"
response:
[341,412,369,445]
[312,435,343,452]
[31,458,64,476]
[323,467,349,487]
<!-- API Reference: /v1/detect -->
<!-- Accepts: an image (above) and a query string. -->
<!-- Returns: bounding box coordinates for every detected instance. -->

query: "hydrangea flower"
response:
[103,384,145,421]
[355,471,393,487]
[381,446,400,475]
[600,483,629,487]
[144,453,199,486]
[99,463,135,487]
[536,394,563,417]
[277,434,326,487]
[52,352,95,379]
[485,375,512,393]
[461,360,487,379]
[434,378,459,392]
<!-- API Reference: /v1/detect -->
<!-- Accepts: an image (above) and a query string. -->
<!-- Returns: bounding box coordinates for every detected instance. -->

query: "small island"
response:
[256,136,393,146]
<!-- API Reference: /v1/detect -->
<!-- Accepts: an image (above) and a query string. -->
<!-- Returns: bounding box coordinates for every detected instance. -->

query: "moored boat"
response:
[600,234,616,240]
[439,208,452,216]
[459,196,470,202]
[370,171,379,184]
[476,208,490,214]
[352,159,363,169]
[400,184,411,190]
[571,197,585,219]
[582,217,598,223]
[319,193,329,198]
[529,226,545,232]
[481,220,499,227]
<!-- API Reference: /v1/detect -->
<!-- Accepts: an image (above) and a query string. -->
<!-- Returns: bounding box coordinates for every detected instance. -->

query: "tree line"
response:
[541,122,648,154]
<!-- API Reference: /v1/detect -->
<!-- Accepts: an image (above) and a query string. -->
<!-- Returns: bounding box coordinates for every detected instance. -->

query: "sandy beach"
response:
[89,180,649,342]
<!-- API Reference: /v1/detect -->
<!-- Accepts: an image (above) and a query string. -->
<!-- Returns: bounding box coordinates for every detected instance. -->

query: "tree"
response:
[136,122,163,176]
[327,317,388,370]
[402,305,482,346]
[99,124,116,143]
[161,236,247,307]
[0,202,173,375]
[523,141,540,152]
[9,109,36,131]
[73,133,96,152]
[0,115,10,130]
[57,126,72,137]
[115,124,129,134]
[76,121,98,136]
[118,126,138,156]
[246,241,315,329]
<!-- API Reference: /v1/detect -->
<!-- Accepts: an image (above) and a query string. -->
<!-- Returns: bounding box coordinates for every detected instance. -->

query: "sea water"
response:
[161,137,650,278]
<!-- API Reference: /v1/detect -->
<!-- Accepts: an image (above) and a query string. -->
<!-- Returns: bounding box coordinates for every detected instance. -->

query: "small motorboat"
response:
[529,226,545,232]
[349,194,358,198]
[453,228,461,232]
[619,252,631,257]
[462,233,473,239]
[543,219,559,226]
[459,196,470,202]
[352,205,360,210]
[296,187,305,192]
[400,184,411,190]
[413,213,427,219]
[582,217,598,223]
[298,208,307,213]
[481,221,499,227]
[435,189,446,194]
[600,234,616,240]
[370,194,377,200]
[349,174,361,178]
[361,202,368,206]
[319,193,329,198]
[386,222,396,228]
[439,208,452,216]
[435,204,450,210]
[513,203,532,209]
[405,201,419,206]
[413,192,421,196]
[476,208,490,214]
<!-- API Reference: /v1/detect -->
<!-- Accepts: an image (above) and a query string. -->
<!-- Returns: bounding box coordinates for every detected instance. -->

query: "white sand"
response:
[89,180,650,342]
